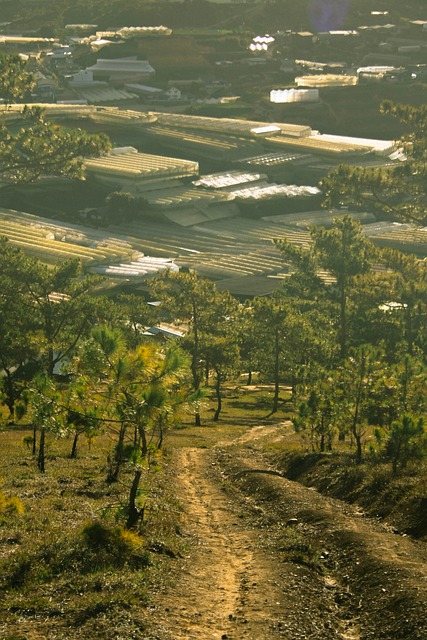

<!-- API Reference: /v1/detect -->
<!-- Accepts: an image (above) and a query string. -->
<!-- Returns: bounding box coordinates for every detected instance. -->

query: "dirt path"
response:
[148,439,427,640]
[151,448,288,639]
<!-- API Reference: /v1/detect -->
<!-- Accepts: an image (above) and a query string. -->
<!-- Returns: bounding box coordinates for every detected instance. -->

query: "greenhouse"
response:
[142,186,234,209]
[270,89,319,103]
[193,171,267,190]
[295,74,357,87]
[149,112,312,139]
[230,183,321,201]
[264,134,371,157]
[84,147,199,187]
[90,255,179,279]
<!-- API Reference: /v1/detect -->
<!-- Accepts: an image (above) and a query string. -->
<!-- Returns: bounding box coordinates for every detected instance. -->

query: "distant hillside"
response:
[2,0,426,35]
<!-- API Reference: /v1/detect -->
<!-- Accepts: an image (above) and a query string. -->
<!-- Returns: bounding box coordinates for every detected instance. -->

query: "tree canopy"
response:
[0,55,110,191]
[320,102,427,225]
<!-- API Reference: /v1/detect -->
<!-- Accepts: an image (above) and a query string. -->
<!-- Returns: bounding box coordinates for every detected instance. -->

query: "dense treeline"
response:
[1,214,426,483]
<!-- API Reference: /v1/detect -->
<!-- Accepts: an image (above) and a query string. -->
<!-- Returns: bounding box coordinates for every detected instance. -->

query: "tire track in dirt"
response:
[151,447,287,639]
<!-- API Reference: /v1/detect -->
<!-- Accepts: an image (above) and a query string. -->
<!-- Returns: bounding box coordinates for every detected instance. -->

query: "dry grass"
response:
[0,425,183,639]
[1,386,282,637]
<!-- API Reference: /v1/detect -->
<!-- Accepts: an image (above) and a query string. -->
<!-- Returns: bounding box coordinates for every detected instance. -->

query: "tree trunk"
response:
[3,369,15,417]
[70,431,79,458]
[272,326,280,413]
[139,425,148,458]
[246,369,252,386]
[37,427,45,473]
[191,297,202,426]
[355,433,363,464]
[32,423,37,456]
[339,284,347,360]
[108,421,127,483]
[405,306,413,355]
[157,425,164,450]
[291,373,297,402]
[126,468,143,529]
[213,370,222,422]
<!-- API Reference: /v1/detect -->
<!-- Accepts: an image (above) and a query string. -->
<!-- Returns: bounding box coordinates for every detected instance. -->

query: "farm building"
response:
[85,58,155,83]
[295,74,357,87]
[84,147,199,189]
[270,89,319,103]
[356,66,409,83]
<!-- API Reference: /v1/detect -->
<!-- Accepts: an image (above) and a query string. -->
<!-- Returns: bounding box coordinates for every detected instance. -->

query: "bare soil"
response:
[147,427,427,639]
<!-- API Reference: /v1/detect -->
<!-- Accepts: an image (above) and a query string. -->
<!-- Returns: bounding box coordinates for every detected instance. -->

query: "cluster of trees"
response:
[0,239,196,527]
[149,216,426,468]
[1,214,425,485]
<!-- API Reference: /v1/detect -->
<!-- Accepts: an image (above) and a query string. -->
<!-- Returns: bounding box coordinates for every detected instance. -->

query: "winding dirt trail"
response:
[148,434,427,640]
[152,447,287,639]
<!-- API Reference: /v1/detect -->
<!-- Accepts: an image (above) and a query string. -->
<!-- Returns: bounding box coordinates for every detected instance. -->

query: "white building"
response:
[270,88,319,103]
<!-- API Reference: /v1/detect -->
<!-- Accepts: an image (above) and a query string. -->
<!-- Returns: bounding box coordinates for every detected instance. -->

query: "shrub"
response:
[81,520,149,569]
[0,488,25,516]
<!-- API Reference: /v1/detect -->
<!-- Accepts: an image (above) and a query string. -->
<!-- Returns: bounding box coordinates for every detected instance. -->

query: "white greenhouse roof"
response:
[311,134,395,156]
[230,184,321,201]
[150,112,312,138]
[85,149,199,181]
[144,186,234,209]
[265,134,370,156]
[193,171,266,189]
[87,59,155,74]
[234,152,313,167]
[251,125,282,135]
[91,255,179,278]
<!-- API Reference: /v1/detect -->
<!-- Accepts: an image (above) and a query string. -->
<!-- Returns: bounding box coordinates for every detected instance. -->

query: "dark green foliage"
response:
[387,415,426,473]
[0,54,35,104]
[321,103,427,224]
